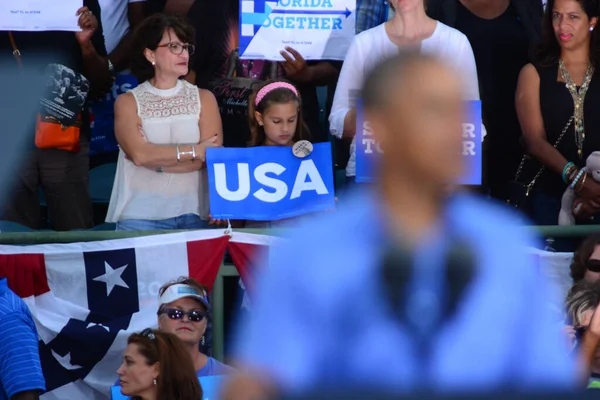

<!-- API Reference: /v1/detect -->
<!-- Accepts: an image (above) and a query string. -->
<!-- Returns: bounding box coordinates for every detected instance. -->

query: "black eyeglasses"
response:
[159,308,207,322]
[587,259,600,273]
[140,328,156,340]
[157,42,195,56]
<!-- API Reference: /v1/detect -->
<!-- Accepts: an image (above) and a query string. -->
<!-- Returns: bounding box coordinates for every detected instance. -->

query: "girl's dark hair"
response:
[128,329,203,400]
[248,80,310,147]
[570,234,600,282]
[130,14,196,83]
[534,0,600,67]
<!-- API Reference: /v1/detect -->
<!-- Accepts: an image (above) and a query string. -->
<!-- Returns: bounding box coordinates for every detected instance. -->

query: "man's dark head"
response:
[361,52,465,186]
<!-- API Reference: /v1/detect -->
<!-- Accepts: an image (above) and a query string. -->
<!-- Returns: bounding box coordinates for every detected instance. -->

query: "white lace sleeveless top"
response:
[106,79,210,223]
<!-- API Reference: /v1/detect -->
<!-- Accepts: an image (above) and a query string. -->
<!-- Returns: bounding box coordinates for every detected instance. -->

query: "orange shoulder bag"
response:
[9,32,81,152]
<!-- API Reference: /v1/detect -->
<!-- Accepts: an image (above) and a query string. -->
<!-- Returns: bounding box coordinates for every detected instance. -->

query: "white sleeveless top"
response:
[106,79,210,223]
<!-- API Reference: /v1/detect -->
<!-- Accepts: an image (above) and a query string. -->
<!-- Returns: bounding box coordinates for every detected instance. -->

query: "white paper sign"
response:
[239,0,356,61]
[0,0,82,32]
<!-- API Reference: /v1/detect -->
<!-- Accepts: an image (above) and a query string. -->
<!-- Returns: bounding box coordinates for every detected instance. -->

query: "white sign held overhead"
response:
[239,0,356,61]
[0,0,82,32]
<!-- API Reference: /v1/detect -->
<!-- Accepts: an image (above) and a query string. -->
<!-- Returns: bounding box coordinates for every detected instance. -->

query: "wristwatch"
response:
[156,167,164,173]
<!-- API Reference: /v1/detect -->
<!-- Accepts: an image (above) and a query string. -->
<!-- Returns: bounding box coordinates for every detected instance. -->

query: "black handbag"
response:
[507,115,574,214]
[206,49,278,148]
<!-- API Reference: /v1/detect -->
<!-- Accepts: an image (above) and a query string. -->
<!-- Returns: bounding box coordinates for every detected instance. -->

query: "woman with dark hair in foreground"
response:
[117,329,203,400]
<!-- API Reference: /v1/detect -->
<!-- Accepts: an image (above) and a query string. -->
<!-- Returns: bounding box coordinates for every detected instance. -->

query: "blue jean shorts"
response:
[115,213,211,231]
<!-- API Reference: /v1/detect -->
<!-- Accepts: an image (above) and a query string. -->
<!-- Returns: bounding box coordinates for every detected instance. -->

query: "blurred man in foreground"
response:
[222,53,580,399]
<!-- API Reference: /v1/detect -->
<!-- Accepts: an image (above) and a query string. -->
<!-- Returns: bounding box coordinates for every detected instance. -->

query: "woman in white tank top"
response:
[106,14,223,230]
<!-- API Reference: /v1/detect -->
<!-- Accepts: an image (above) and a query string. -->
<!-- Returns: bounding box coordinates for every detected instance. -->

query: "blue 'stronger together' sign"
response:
[239,0,356,61]
[355,100,483,185]
[206,143,335,220]
[111,375,225,400]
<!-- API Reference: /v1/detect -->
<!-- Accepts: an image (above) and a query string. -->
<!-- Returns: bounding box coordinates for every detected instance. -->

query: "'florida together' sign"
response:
[239,0,356,60]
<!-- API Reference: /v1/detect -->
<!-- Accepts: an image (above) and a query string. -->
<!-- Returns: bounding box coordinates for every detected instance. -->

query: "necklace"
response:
[559,60,594,159]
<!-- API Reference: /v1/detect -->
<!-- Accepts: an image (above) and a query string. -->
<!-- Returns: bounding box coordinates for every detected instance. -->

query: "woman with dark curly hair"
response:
[516,0,600,226]
[570,234,600,282]
[106,14,223,230]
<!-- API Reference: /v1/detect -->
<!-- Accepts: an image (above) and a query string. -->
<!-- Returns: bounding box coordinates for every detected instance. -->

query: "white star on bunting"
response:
[52,350,82,370]
[93,262,129,296]
[86,322,111,332]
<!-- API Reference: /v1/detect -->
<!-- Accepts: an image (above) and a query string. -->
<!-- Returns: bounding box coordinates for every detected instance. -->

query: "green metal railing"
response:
[0,225,598,362]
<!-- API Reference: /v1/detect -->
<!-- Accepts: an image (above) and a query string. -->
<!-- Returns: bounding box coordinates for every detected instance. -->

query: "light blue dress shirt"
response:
[234,190,578,394]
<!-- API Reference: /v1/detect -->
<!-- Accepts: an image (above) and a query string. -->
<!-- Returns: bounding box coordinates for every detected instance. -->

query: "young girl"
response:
[244,79,311,229]
[210,79,312,228]
[248,79,310,148]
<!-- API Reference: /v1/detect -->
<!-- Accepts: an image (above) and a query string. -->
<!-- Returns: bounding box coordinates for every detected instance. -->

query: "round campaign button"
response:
[292,140,313,158]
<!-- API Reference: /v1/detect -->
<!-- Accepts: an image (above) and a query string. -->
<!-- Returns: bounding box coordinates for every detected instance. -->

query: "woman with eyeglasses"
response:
[117,328,203,400]
[156,278,234,376]
[106,13,223,230]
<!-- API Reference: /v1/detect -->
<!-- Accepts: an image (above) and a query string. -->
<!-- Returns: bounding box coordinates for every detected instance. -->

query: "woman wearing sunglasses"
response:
[114,278,232,389]
[570,234,600,284]
[156,278,234,376]
[117,328,203,399]
[562,235,600,349]
[106,13,223,230]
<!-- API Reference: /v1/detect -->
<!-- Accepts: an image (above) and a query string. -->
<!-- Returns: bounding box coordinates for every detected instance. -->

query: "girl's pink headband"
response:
[255,82,299,106]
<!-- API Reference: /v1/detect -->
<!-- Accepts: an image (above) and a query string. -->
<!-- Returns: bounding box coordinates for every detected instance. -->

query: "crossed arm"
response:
[114,88,223,172]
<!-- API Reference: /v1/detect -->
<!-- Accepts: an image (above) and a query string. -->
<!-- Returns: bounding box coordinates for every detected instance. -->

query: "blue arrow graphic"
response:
[241,12,271,25]
[241,3,274,25]
[271,7,352,18]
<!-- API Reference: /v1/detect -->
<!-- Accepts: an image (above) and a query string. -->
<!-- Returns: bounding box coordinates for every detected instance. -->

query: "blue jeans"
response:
[116,213,211,231]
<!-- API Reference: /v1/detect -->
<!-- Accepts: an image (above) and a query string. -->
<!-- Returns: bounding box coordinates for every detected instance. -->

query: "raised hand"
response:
[74,6,97,45]
[280,47,311,83]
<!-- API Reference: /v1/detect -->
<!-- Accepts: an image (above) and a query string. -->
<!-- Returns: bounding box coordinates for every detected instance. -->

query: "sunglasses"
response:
[159,308,207,322]
[140,328,156,340]
[156,42,195,56]
[586,259,600,273]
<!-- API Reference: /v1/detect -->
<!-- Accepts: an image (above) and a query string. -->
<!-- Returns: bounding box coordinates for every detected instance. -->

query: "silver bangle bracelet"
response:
[176,145,181,163]
[191,145,196,161]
